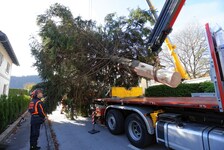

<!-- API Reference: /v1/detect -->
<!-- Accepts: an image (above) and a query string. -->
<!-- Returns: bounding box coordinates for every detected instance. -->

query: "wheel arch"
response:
[105,105,155,135]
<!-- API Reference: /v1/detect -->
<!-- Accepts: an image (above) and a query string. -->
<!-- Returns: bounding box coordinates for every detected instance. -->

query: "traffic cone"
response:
[88,110,100,134]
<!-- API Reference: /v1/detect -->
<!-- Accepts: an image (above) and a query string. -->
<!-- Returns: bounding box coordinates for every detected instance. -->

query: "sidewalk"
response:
[1,112,51,150]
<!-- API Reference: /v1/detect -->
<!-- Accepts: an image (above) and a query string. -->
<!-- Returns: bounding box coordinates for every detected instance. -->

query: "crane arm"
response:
[147,0,186,53]
[146,0,189,80]
[164,38,190,80]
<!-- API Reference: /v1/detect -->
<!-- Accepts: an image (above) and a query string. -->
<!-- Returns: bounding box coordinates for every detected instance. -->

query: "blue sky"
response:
[0,0,223,76]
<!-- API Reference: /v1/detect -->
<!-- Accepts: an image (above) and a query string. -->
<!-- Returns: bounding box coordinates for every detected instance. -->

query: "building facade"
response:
[0,31,19,95]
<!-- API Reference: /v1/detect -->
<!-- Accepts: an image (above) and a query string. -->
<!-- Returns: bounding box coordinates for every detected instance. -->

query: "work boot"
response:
[30,145,41,150]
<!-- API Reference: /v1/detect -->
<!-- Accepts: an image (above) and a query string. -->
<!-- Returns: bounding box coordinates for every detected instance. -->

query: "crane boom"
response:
[146,0,190,80]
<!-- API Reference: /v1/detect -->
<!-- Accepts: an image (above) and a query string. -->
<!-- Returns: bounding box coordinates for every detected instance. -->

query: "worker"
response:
[28,89,46,150]
[60,98,65,114]
[61,95,67,114]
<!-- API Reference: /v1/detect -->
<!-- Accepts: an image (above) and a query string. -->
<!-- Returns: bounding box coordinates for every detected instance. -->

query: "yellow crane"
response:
[146,0,190,80]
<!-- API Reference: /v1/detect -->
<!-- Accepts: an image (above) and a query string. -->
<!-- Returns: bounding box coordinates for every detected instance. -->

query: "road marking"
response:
[128,144,141,150]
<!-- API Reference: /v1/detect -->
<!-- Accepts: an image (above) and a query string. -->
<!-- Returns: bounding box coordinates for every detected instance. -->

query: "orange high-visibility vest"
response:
[29,100,46,117]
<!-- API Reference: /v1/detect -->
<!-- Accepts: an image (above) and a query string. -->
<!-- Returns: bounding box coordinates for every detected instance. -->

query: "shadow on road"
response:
[0,144,8,150]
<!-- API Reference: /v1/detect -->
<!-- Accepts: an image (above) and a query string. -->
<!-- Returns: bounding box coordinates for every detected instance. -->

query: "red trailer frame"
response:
[95,97,219,111]
[205,23,224,112]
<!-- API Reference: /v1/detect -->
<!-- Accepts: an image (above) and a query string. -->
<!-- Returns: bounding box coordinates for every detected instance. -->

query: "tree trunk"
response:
[112,56,182,88]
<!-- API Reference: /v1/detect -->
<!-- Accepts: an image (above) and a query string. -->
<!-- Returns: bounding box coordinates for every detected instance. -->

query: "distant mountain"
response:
[10,75,42,89]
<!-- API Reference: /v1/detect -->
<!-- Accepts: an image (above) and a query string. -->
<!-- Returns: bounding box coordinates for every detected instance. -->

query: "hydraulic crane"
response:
[146,0,190,80]
[111,0,188,88]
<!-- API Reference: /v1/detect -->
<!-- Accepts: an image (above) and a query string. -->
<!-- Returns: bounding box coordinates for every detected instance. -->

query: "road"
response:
[3,113,48,150]
[1,106,166,150]
[48,107,166,150]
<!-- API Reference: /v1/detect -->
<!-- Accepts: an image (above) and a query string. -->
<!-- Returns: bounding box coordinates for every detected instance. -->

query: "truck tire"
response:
[106,109,124,135]
[125,113,153,148]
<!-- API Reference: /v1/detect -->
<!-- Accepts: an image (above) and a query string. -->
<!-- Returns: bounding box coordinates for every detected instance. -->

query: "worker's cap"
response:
[30,90,35,98]
[33,89,43,97]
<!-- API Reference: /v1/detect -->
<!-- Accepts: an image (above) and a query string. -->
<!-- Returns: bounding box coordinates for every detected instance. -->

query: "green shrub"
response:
[9,89,29,96]
[0,95,30,133]
[145,82,215,97]
[199,81,215,92]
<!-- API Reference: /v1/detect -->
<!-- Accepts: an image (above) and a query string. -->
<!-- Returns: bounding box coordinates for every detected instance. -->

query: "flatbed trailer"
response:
[94,97,219,111]
[93,94,224,149]
[93,95,224,149]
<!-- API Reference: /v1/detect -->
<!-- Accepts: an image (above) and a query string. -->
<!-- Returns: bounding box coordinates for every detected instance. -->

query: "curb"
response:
[0,111,28,143]
[44,118,56,150]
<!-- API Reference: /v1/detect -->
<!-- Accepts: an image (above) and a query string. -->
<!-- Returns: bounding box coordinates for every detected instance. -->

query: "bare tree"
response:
[159,47,175,70]
[159,23,210,79]
[24,83,36,91]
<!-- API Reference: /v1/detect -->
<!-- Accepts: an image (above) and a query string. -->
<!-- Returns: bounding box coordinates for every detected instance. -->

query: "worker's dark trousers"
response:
[30,123,41,147]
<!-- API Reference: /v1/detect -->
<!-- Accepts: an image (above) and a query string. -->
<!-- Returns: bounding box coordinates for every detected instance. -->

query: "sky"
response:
[0,0,223,77]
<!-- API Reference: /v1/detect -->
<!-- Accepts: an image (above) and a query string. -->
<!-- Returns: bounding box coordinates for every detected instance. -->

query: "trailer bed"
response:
[94,97,219,111]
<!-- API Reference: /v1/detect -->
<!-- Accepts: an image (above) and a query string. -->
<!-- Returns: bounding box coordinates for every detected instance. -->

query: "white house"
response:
[0,31,19,96]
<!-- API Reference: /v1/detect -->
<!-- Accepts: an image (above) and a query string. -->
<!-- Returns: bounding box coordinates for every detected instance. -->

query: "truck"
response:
[92,0,224,149]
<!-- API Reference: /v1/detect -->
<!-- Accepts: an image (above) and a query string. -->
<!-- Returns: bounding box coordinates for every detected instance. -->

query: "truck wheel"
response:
[125,113,153,148]
[106,109,124,135]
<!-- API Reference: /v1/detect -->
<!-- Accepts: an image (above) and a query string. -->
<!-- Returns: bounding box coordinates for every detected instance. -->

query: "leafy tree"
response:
[30,3,155,116]
[24,83,35,91]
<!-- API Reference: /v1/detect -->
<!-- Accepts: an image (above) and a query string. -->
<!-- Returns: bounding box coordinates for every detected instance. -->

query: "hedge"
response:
[9,89,29,96]
[145,82,215,97]
[0,95,30,133]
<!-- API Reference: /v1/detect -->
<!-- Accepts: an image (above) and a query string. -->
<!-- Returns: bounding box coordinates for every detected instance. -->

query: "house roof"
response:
[0,31,19,66]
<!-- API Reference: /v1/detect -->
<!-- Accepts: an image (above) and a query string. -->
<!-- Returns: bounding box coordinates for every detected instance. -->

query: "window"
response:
[3,84,7,95]
[0,52,3,66]
[6,62,10,73]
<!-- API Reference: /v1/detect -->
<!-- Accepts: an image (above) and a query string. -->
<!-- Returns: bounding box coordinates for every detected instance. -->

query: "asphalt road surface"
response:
[1,106,166,150]
[48,107,166,150]
[3,113,48,150]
